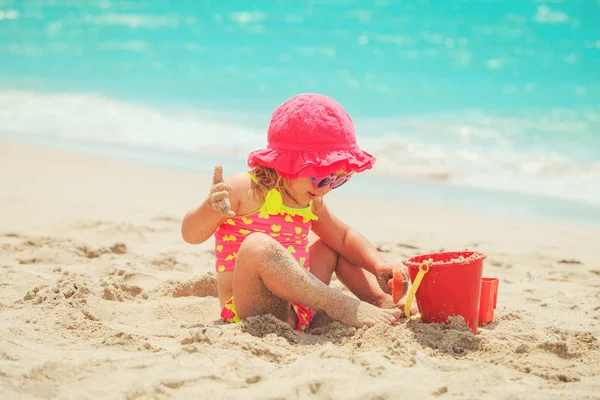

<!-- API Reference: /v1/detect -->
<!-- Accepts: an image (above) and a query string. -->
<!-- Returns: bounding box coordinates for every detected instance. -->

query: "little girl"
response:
[181,93,407,331]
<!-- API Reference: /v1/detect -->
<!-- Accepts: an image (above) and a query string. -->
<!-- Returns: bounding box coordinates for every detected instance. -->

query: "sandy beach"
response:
[1,141,599,400]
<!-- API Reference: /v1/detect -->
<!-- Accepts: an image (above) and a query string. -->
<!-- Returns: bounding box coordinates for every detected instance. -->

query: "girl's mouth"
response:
[308,192,317,199]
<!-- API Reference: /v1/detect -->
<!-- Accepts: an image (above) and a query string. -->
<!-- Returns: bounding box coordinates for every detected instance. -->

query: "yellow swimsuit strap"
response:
[246,172,259,184]
[246,172,318,222]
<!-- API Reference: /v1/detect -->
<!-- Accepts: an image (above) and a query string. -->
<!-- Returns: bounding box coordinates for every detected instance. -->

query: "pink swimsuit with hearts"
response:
[215,173,318,331]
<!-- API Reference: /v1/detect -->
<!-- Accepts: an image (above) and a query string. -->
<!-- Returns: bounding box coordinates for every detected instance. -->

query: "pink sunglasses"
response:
[311,173,353,190]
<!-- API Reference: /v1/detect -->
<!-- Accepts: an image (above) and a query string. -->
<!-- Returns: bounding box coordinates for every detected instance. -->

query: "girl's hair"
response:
[248,166,323,212]
[249,165,289,201]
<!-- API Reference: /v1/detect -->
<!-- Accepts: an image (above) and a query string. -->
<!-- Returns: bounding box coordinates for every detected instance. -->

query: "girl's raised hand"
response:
[209,165,236,218]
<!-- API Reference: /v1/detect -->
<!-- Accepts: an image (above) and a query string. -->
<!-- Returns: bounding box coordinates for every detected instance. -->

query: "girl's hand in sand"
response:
[376,261,409,299]
[209,165,236,218]
[375,262,419,316]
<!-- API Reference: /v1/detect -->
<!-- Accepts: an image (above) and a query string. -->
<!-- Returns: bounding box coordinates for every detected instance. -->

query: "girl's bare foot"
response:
[326,297,402,328]
[398,299,420,317]
[372,293,419,317]
[376,294,399,309]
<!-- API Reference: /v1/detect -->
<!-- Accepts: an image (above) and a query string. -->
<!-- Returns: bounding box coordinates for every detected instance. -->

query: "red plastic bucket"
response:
[403,251,486,334]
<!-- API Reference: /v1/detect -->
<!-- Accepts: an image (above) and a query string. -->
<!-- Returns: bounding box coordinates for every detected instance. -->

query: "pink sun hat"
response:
[247,93,376,180]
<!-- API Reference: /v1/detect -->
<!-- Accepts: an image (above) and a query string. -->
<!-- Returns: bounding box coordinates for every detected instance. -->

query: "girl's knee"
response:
[237,233,282,262]
[237,233,302,276]
[309,239,339,282]
[310,239,338,264]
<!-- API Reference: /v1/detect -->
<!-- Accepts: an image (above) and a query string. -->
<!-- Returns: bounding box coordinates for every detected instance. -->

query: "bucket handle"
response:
[404,261,430,320]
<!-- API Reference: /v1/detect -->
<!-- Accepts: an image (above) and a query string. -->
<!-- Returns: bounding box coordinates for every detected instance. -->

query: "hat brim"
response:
[247,146,376,180]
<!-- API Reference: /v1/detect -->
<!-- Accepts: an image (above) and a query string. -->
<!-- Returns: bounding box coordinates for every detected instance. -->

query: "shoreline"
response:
[2,135,599,228]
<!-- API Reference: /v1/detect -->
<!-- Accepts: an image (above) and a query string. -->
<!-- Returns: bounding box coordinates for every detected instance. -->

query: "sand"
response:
[1,141,599,400]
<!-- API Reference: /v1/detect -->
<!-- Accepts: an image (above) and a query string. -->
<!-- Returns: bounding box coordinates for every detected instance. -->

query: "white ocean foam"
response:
[1,90,599,205]
[356,111,600,204]
[533,5,573,24]
[229,11,266,24]
[0,91,266,158]
[0,8,19,20]
[366,138,600,205]
[81,13,180,28]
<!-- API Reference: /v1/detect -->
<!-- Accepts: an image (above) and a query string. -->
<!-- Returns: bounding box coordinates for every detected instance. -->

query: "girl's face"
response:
[285,170,352,206]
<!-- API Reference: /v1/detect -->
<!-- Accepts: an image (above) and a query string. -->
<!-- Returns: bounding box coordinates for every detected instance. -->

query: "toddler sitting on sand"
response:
[182,93,410,331]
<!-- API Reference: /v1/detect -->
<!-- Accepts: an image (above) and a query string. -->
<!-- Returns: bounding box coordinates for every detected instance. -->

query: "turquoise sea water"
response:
[0,0,599,223]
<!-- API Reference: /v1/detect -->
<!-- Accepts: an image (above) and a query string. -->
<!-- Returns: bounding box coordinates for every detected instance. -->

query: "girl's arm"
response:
[311,200,387,275]
[181,197,228,245]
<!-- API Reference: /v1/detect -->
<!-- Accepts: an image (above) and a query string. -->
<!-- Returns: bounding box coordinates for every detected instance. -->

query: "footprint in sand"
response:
[5,235,127,264]
[101,282,144,302]
[101,331,162,352]
[100,268,151,301]
[536,341,577,359]
[180,327,224,345]
[535,330,598,360]
[151,255,185,271]
[153,273,218,298]
[150,251,205,272]
[78,242,128,259]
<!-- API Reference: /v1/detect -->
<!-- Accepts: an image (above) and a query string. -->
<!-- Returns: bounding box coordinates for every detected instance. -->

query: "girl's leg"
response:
[232,233,402,328]
[309,237,417,313]
[309,238,392,307]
